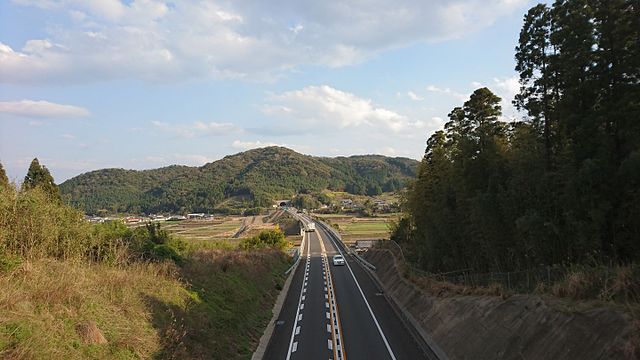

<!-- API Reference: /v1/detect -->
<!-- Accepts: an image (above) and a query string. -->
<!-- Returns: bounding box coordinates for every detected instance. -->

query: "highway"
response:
[263,214,434,360]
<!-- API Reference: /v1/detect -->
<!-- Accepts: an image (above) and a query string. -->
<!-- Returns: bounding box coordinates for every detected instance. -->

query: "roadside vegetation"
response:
[392,0,640,276]
[0,159,292,359]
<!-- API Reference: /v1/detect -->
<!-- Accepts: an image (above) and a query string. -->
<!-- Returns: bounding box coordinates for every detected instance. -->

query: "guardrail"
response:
[311,216,377,271]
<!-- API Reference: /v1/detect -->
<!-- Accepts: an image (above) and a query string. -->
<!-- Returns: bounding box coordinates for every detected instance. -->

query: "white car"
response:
[332,255,345,266]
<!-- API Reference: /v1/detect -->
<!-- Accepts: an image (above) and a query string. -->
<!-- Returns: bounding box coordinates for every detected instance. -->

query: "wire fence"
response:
[374,240,639,296]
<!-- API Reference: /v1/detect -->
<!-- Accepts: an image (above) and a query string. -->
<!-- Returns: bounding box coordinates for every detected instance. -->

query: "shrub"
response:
[239,227,288,250]
[0,186,97,260]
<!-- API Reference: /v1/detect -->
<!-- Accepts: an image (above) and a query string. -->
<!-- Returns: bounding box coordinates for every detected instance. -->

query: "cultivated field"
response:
[162,218,244,240]
[314,213,397,243]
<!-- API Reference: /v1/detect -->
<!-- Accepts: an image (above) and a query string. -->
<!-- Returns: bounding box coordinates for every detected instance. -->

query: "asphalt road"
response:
[263,215,433,360]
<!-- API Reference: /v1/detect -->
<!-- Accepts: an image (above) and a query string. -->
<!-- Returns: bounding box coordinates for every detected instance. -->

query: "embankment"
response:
[364,249,637,360]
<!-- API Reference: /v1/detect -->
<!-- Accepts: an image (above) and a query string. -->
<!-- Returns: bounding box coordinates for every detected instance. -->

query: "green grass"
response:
[316,214,393,242]
[344,221,390,234]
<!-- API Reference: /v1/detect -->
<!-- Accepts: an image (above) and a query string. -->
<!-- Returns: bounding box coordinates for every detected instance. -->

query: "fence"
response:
[375,239,566,291]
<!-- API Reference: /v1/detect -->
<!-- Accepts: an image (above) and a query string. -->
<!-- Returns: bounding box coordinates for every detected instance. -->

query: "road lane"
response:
[290,231,334,360]
[263,212,433,360]
[318,223,431,360]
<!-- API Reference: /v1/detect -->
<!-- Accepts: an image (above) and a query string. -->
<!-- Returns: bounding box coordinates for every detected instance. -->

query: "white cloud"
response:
[152,120,241,138]
[425,85,468,101]
[406,91,424,101]
[0,100,90,118]
[60,133,75,139]
[263,85,419,133]
[231,140,284,151]
[492,76,520,102]
[173,153,217,165]
[3,0,528,84]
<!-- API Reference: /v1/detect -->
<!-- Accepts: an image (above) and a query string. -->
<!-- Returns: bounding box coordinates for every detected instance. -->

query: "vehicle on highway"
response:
[306,222,316,232]
[332,254,345,266]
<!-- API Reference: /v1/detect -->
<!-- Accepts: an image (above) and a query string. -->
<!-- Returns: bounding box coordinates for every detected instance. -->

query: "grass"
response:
[0,249,292,359]
[0,258,188,359]
[315,214,393,243]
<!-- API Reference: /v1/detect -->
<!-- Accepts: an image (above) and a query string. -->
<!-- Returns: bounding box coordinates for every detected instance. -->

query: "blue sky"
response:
[0,0,538,182]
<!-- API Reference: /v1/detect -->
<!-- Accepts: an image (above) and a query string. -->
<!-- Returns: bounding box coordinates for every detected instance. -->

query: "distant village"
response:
[86,213,214,225]
[86,196,397,224]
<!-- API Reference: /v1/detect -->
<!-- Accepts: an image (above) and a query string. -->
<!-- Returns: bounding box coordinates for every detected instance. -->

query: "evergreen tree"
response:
[22,158,61,200]
[395,0,640,273]
[0,162,9,189]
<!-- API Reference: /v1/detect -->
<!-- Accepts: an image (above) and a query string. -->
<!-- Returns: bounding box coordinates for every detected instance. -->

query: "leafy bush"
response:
[0,185,96,260]
[239,227,288,250]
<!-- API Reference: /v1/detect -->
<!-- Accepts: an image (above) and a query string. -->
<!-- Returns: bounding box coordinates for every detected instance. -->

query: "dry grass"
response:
[0,258,189,359]
[0,248,291,359]
[407,270,508,298]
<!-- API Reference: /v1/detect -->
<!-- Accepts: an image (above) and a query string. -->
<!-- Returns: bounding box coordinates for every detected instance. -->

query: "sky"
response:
[0,0,537,183]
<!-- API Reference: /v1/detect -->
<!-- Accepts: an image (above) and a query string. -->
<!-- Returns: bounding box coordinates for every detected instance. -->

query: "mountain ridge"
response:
[60,146,418,214]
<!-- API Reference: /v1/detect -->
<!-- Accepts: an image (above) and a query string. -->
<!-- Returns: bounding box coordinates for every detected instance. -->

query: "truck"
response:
[306,222,316,232]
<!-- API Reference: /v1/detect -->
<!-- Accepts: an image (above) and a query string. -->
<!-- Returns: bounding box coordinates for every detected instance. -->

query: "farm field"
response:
[314,213,396,243]
[162,218,244,240]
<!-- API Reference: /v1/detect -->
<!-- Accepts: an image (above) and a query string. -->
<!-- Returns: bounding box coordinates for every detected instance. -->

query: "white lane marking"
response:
[327,324,331,333]
[295,326,300,335]
[326,312,330,319]
[302,295,306,301]
[328,339,333,350]
[286,232,310,360]
[298,313,303,321]
[325,302,330,308]
[325,294,328,299]
[300,303,304,310]
[320,237,346,360]
[319,224,397,360]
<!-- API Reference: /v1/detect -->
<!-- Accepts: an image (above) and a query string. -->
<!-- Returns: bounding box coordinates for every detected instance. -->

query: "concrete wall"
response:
[364,249,636,360]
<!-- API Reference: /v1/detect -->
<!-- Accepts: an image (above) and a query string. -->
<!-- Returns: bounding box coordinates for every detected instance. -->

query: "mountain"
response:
[59,147,418,214]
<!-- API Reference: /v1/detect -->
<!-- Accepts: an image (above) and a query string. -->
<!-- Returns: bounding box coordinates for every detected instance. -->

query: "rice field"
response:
[315,214,395,243]
[162,218,244,240]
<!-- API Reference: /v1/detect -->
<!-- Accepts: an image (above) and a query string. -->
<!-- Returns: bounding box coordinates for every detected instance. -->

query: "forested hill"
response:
[59,147,417,214]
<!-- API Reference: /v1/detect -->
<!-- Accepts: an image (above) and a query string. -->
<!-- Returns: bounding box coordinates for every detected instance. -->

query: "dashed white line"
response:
[319,223,397,360]
[285,232,310,360]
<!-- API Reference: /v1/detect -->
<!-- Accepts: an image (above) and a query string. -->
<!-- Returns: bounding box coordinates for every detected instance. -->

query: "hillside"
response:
[59,147,418,214]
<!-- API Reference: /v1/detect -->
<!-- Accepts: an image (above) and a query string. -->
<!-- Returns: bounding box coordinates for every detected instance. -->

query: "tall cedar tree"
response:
[0,162,9,189]
[396,0,640,273]
[22,158,61,201]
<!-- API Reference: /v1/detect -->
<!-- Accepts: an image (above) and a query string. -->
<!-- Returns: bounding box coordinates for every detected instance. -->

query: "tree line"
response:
[393,0,639,273]
[58,147,417,214]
